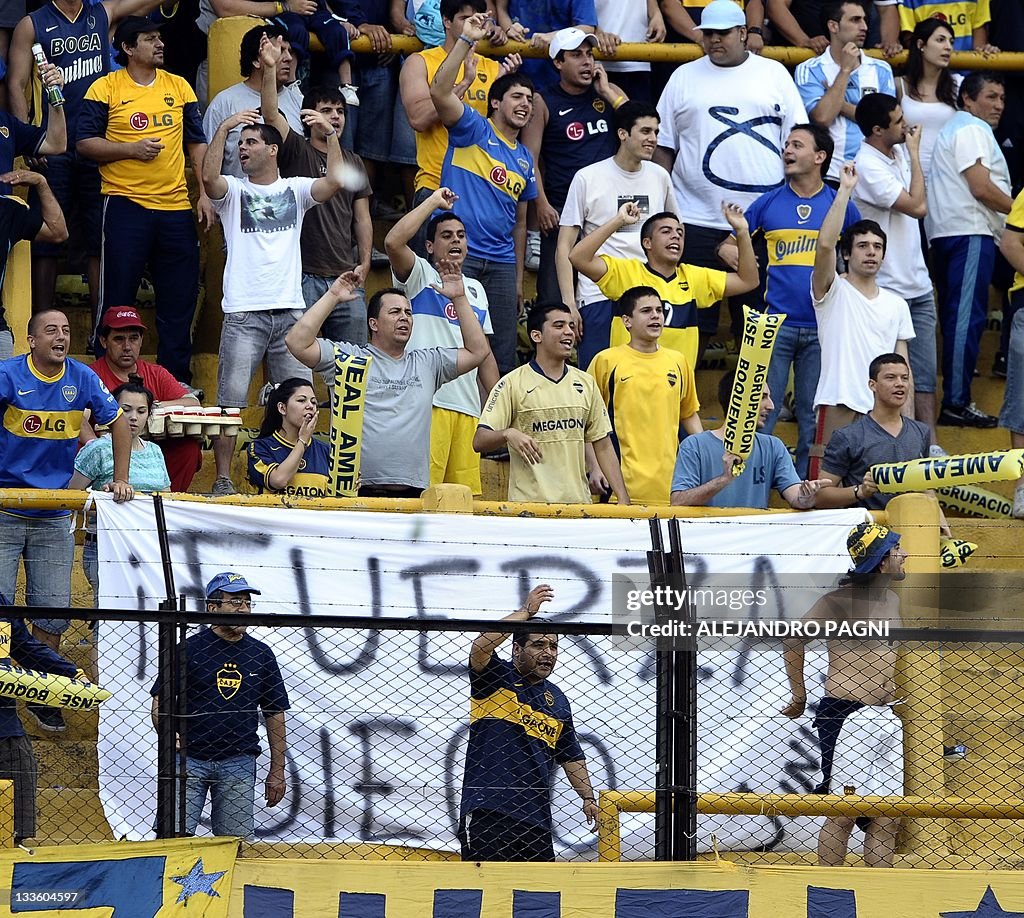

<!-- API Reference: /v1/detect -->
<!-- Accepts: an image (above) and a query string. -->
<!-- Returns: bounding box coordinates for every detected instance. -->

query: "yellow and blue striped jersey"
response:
[0,355,121,518]
[79,68,205,210]
[248,432,330,500]
[897,0,991,51]
[440,106,538,263]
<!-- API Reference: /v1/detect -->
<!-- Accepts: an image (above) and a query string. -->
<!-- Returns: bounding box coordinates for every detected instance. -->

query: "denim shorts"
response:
[217,309,313,407]
[905,291,938,395]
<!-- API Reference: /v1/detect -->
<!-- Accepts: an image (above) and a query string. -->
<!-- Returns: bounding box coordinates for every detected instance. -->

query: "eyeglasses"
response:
[214,596,254,609]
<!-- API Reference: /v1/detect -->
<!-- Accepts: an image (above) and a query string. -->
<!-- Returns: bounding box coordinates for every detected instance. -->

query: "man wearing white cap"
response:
[521,28,628,304]
[654,0,806,358]
[780,521,906,867]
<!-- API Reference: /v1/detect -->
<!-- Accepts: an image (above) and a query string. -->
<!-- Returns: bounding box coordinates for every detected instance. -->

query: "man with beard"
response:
[385,187,499,495]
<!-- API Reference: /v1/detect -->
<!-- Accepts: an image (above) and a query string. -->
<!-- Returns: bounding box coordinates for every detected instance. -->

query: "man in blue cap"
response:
[150,572,289,839]
[780,521,905,867]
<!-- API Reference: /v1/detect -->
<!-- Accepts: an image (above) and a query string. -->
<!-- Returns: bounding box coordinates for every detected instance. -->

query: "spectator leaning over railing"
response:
[203,106,347,496]
[150,572,289,839]
[474,301,629,505]
[71,382,170,604]
[288,270,489,498]
[0,309,133,732]
[461,583,599,861]
[670,368,829,508]
[248,377,329,498]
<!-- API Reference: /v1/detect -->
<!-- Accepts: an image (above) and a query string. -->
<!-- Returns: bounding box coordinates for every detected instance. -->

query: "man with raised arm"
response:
[461,583,599,861]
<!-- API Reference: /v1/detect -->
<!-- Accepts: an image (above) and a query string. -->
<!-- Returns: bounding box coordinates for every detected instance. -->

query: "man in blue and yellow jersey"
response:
[744,122,859,478]
[431,10,538,376]
[0,309,131,729]
[460,582,598,861]
[569,199,758,372]
[475,302,629,504]
[882,0,996,53]
[77,16,210,385]
[587,285,702,506]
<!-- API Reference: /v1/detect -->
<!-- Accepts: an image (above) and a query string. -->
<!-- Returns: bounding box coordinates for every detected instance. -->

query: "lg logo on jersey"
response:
[22,415,65,434]
[130,112,174,131]
[565,119,608,141]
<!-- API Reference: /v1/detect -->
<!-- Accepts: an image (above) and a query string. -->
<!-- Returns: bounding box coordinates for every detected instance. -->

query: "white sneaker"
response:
[340,84,359,107]
[525,230,541,272]
[1013,486,1024,520]
[212,477,237,497]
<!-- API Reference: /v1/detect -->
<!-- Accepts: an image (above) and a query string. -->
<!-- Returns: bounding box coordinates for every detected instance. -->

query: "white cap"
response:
[548,27,598,60]
[694,0,747,30]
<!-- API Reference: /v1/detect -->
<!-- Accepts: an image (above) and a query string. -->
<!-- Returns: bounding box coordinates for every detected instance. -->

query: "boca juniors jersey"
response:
[248,432,331,500]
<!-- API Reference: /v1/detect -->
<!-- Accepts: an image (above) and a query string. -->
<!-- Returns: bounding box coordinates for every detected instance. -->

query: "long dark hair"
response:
[258,378,316,438]
[904,18,957,108]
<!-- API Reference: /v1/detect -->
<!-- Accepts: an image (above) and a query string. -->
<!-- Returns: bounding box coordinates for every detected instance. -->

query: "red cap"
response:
[100,306,146,331]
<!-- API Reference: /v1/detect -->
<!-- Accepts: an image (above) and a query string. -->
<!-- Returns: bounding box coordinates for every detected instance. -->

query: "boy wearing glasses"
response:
[150,572,289,838]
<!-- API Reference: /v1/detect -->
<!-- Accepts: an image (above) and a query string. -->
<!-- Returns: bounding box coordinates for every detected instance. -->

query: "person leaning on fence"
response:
[460,583,599,862]
[780,522,906,868]
[670,368,829,509]
[0,596,91,845]
[149,573,289,839]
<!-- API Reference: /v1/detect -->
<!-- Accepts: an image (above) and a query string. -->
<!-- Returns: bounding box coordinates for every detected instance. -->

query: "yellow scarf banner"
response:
[328,351,373,497]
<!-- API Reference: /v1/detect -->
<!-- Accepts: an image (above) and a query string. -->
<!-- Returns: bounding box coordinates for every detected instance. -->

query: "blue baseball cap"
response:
[847,523,902,576]
[205,572,262,599]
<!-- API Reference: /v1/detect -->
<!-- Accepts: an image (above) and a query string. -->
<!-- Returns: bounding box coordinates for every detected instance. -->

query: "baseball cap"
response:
[695,0,747,30]
[847,522,901,576]
[205,572,262,599]
[113,15,164,51]
[99,306,146,332]
[548,27,599,59]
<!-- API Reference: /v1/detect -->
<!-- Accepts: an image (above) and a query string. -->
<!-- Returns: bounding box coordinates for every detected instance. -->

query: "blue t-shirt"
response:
[508,0,597,92]
[440,106,538,264]
[0,355,120,518]
[540,83,616,209]
[0,617,78,739]
[0,112,45,196]
[671,430,801,509]
[745,182,860,328]
[247,432,331,499]
[29,0,111,144]
[150,627,289,761]
[462,655,585,830]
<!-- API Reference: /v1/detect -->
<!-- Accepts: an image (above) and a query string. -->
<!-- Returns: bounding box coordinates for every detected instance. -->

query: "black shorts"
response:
[812,696,871,830]
[458,809,555,862]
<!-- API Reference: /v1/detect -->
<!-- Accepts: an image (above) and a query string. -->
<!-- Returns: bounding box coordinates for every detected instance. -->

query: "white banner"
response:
[95,497,866,856]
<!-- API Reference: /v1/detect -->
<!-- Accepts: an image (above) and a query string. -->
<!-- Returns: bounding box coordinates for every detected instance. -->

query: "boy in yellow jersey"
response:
[77,17,210,386]
[568,199,758,371]
[474,302,630,504]
[587,285,702,506]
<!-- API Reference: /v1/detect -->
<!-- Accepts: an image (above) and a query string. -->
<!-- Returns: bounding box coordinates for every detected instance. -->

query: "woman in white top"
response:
[897,18,961,179]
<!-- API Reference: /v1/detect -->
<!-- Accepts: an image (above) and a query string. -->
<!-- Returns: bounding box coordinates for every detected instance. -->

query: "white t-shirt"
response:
[897,74,962,179]
[560,157,677,305]
[656,53,807,229]
[852,143,933,298]
[926,111,1011,241]
[813,275,915,413]
[203,81,305,179]
[395,254,493,417]
[595,0,649,73]
[212,175,318,313]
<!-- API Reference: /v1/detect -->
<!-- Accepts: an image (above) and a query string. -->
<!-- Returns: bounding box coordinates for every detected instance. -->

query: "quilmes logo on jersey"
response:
[130,110,174,131]
[49,32,104,86]
[217,663,242,700]
[703,104,785,193]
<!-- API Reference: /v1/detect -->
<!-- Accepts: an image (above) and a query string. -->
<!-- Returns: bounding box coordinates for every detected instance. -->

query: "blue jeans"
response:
[0,514,74,632]
[184,753,257,838]
[905,291,938,394]
[932,234,996,409]
[1000,291,1024,435]
[302,273,367,345]
[217,310,313,407]
[763,322,820,479]
[462,255,518,375]
[578,298,614,371]
[343,63,417,165]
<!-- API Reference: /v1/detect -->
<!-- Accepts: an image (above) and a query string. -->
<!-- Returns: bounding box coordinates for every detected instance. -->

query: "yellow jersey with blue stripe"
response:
[440,106,538,263]
[79,68,205,210]
[0,355,121,518]
[898,0,990,50]
[1007,189,1024,295]
[247,432,330,500]
[595,257,726,370]
[744,182,860,328]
